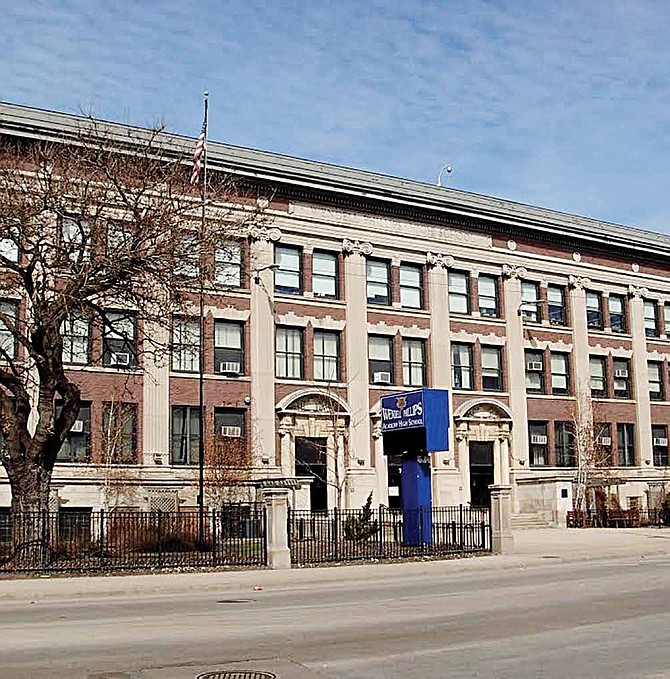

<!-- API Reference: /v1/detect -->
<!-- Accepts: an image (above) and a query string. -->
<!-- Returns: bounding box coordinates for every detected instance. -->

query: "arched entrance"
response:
[453,399,513,507]
[276,390,351,510]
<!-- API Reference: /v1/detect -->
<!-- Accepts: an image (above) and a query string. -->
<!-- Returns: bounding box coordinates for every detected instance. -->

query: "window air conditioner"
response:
[373,371,392,384]
[527,362,543,372]
[653,437,668,447]
[70,420,84,433]
[597,436,612,446]
[110,352,130,367]
[530,434,547,445]
[221,426,242,438]
[614,369,628,378]
[219,361,241,374]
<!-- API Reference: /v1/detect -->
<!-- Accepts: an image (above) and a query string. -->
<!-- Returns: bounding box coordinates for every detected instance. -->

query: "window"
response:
[550,353,570,395]
[613,358,632,398]
[595,423,613,465]
[369,336,393,384]
[57,404,91,463]
[586,291,603,330]
[367,259,390,305]
[644,300,659,337]
[452,343,473,390]
[652,425,669,466]
[214,409,245,439]
[101,402,137,464]
[0,300,18,360]
[174,233,199,278]
[62,216,91,262]
[481,346,503,391]
[617,423,635,466]
[665,304,670,336]
[106,220,132,255]
[275,245,302,294]
[313,251,338,299]
[589,356,607,397]
[648,362,664,401]
[547,285,566,325]
[0,228,18,263]
[314,331,340,382]
[215,242,242,287]
[529,422,548,466]
[276,327,303,379]
[478,275,499,317]
[61,315,89,365]
[555,422,575,467]
[402,339,425,387]
[103,311,136,368]
[448,272,469,314]
[214,321,244,375]
[171,405,201,465]
[171,317,200,373]
[525,350,545,394]
[520,281,541,322]
[609,295,626,333]
[400,264,423,309]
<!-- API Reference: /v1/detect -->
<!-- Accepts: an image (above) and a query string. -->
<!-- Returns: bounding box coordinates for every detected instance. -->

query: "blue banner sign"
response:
[381,390,425,432]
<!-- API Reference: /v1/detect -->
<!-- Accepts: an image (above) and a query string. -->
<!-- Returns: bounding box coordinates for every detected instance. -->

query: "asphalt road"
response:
[2,550,670,678]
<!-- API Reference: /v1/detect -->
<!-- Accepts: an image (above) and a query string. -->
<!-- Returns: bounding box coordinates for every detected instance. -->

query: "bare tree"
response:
[0,122,268,529]
[204,430,251,507]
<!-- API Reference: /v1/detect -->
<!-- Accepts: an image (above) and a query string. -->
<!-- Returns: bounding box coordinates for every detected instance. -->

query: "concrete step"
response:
[511,513,552,529]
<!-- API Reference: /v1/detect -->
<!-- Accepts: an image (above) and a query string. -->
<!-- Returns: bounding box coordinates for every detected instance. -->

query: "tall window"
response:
[0,230,18,263]
[478,275,499,317]
[0,300,19,360]
[613,358,632,398]
[596,423,613,465]
[451,343,473,390]
[61,315,89,365]
[550,353,570,396]
[367,259,390,305]
[276,327,303,379]
[652,425,669,466]
[520,281,541,322]
[528,422,548,466]
[61,216,91,262]
[174,233,199,278]
[648,361,664,401]
[275,245,302,294]
[665,304,670,336]
[101,402,137,464]
[555,422,575,467]
[215,409,245,439]
[103,311,136,368]
[214,321,244,375]
[547,285,566,325]
[400,264,422,309]
[609,295,626,333]
[57,404,91,463]
[313,251,338,299]
[481,346,503,391]
[172,317,200,373]
[314,331,340,382]
[644,300,659,337]
[402,339,425,387]
[525,350,545,394]
[215,242,242,287]
[589,356,607,397]
[171,405,201,465]
[448,272,469,314]
[617,423,635,466]
[586,291,603,329]
[369,335,393,384]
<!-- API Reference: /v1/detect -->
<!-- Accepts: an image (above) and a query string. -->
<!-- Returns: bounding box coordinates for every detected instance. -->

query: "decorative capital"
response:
[342,238,373,257]
[628,284,648,299]
[426,252,455,269]
[248,225,282,242]
[568,274,591,290]
[501,264,527,280]
[371,425,383,440]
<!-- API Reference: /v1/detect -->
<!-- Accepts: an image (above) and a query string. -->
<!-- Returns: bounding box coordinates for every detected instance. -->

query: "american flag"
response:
[189,106,207,187]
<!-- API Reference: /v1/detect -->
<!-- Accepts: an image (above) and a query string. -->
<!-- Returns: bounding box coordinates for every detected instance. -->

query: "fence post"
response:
[489,484,514,555]
[211,509,217,565]
[378,505,384,558]
[333,506,339,561]
[261,488,291,569]
[459,504,464,548]
[157,510,163,567]
[99,510,105,571]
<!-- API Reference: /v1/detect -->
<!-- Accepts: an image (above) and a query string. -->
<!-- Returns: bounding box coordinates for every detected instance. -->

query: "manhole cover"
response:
[195,673,276,679]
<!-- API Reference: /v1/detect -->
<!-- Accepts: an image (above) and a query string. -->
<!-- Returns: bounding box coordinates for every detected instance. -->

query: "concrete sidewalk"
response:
[1,527,669,603]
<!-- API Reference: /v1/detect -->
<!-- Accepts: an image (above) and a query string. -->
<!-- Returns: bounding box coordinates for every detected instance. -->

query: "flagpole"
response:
[198,90,209,549]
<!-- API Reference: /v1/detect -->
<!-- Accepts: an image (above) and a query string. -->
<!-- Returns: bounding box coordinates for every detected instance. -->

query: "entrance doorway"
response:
[469,441,494,507]
[295,437,328,511]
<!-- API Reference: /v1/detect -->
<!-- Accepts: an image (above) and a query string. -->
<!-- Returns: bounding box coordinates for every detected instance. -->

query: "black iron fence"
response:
[289,505,491,565]
[0,504,266,572]
[567,508,669,528]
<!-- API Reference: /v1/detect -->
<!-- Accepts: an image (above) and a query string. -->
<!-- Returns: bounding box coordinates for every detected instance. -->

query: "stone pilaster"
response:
[568,275,593,440]
[142,322,170,465]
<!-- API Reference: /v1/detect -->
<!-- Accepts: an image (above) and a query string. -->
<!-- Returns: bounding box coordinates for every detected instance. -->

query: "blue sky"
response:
[3,1,670,233]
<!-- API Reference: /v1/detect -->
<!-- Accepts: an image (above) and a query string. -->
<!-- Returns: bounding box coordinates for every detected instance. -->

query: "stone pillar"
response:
[262,487,291,569]
[568,276,592,399]
[249,227,282,468]
[372,421,388,505]
[490,484,514,555]
[629,285,653,466]
[142,321,170,465]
